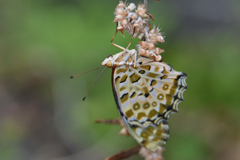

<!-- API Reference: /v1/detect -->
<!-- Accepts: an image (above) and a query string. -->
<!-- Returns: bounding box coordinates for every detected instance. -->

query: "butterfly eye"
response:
[106,61,112,68]
[107,54,113,58]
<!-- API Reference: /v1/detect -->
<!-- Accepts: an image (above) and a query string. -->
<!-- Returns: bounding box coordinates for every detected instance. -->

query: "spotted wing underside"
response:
[112,56,187,151]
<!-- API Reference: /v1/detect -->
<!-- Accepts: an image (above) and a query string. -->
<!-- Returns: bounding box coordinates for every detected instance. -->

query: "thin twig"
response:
[96,118,130,136]
[105,145,141,160]
[144,0,149,14]
[144,0,150,26]
[95,118,122,125]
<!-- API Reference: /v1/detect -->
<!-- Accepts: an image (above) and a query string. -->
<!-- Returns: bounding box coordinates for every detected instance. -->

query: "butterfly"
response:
[101,48,187,151]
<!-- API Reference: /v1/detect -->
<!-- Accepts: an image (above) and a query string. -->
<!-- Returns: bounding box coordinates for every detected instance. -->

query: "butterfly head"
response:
[101,54,114,68]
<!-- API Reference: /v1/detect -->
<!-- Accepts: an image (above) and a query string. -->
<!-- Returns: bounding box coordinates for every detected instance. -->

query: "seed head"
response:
[121,19,128,28]
[127,3,136,11]
[115,7,125,15]
[139,48,146,56]
[117,1,125,8]
[113,14,124,23]
[139,41,147,49]
[137,4,147,17]
[112,1,166,62]
[147,42,155,50]
[155,47,164,55]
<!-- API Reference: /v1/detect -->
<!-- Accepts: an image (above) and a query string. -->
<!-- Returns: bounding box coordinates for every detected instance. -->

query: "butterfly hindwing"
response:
[112,56,187,151]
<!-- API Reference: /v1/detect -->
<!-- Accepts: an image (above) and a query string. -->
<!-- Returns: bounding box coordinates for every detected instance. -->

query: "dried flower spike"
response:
[112,1,153,42]
[137,4,147,17]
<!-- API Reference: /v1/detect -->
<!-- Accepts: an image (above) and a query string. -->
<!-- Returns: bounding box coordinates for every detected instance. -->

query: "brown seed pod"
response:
[121,19,128,28]
[134,27,141,35]
[140,19,147,25]
[147,42,155,50]
[138,33,145,39]
[149,36,157,44]
[115,8,125,15]
[139,41,147,49]
[149,28,155,35]
[137,4,147,17]
[145,50,150,57]
[117,1,125,8]
[133,22,140,28]
[127,3,136,11]
[155,47,164,55]
[148,13,155,21]
[139,48,146,56]
[124,10,129,17]
[113,14,124,23]
[117,25,124,34]
[131,13,138,20]
[157,35,165,43]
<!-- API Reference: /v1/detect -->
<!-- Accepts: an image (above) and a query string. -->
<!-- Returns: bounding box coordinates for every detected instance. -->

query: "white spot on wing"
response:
[136,128,143,136]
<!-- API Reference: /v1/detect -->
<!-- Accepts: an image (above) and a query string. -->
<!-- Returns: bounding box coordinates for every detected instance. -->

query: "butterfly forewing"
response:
[112,57,187,151]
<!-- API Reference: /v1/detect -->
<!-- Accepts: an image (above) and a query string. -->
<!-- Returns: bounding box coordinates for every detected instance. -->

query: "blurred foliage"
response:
[0,0,240,160]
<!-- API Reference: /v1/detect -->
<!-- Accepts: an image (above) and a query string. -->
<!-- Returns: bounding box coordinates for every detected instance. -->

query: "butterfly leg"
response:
[111,24,126,51]
[125,27,136,50]
[111,24,136,51]
[129,49,137,67]
[134,50,137,67]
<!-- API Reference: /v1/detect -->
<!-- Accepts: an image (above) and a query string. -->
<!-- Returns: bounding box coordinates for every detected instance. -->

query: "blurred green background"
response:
[1,0,240,160]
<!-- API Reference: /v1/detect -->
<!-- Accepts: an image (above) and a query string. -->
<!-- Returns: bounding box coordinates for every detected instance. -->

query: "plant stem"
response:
[105,145,141,160]
[144,0,150,25]
[144,0,149,14]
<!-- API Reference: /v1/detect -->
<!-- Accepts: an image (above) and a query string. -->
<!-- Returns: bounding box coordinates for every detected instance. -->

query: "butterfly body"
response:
[102,49,187,151]
[101,49,137,68]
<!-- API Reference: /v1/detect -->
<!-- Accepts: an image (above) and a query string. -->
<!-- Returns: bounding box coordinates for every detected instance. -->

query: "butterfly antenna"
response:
[82,66,107,101]
[70,66,104,79]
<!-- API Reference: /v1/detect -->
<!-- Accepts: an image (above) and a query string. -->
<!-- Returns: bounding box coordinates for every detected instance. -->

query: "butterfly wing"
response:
[112,56,187,151]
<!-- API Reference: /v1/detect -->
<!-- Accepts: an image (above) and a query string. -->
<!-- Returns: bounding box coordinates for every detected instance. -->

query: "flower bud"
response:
[124,10,129,17]
[155,47,164,55]
[139,48,146,56]
[131,13,138,20]
[117,1,125,8]
[148,13,155,21]
[157,35,165,43]
[133,22,140,28]
[149,28,155,34]
[117,25,124,34]
[138,33,145,39]
[139,41,147,49]
[127,3,136,11]
[121,19,128,28]
[115,8,125,15]
[149,37,157,44]
[113,14,124,23]
[137,4,146,17]
[147,42,155,50]
[145,50,150,57]
[155,55,162,62]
